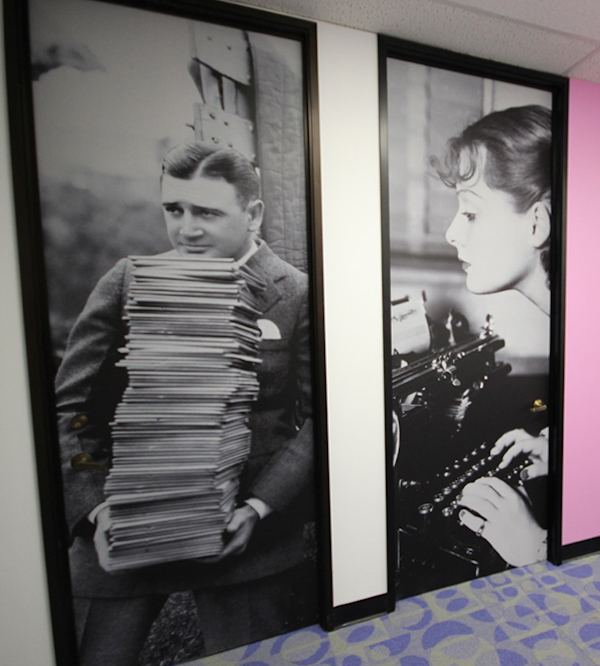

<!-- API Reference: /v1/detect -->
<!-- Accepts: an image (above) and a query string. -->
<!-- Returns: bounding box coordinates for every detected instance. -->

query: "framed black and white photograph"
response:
[379,36,567,599]
[4,0,325,663]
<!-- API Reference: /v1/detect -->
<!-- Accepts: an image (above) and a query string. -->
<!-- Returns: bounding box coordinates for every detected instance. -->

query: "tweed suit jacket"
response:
[55,241,314,597]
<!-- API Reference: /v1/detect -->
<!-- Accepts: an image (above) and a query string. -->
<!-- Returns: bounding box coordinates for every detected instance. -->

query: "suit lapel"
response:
[247,242,285,315]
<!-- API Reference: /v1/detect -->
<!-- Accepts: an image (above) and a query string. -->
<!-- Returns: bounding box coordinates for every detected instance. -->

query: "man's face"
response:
[161,175,263,260]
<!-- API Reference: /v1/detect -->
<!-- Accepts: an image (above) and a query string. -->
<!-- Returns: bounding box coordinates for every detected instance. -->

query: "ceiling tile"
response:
[566,45,600,81]
[234,0,597,75]
[441,0,600,42]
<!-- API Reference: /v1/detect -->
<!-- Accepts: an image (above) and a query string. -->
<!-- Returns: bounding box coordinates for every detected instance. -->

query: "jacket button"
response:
[71,453,105,470]
[70,414,89,430]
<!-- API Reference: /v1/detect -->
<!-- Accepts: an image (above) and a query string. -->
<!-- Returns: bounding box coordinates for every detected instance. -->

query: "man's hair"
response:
[432,105,552,215]
[161,142,260,208]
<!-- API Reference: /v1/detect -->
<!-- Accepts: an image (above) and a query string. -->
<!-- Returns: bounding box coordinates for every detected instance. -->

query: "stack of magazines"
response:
[103,255,264,570]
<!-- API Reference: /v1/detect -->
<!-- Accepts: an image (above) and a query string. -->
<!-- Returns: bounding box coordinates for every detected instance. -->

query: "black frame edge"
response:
[378,33,568,92]
[300,17,336,636]
[378,34,400,613]
[548,79,569,567]
[3,0,80,662]
[324,594,391,632]
[93,0,318,39]
[562,536,600,562]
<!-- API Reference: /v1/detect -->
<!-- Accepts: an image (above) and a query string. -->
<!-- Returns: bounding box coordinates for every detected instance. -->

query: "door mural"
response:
[380,42,566,599]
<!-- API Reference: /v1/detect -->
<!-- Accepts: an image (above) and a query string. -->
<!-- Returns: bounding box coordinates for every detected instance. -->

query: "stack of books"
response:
[103,255,264,570]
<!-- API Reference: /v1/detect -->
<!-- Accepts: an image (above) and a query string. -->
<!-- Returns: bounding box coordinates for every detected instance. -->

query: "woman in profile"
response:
[434,105,551,567]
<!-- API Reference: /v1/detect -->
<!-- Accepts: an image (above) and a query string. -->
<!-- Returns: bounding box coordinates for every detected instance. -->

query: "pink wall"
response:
[562,78,600,545]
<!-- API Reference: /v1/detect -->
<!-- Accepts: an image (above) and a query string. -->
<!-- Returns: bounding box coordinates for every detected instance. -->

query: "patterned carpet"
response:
[187,553,600,666]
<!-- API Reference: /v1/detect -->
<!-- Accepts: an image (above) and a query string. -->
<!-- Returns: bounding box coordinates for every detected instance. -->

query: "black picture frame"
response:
[4,0,328,663]
[379,34,568,600]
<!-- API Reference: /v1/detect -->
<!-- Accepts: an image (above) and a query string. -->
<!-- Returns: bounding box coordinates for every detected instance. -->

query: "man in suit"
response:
[56,142,315,665]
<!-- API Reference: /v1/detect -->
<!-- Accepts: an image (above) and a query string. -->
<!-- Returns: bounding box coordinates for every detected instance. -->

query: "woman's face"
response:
[445,157,539,296]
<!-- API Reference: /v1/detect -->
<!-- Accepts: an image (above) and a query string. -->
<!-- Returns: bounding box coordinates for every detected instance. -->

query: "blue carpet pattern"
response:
[187,553,600,666]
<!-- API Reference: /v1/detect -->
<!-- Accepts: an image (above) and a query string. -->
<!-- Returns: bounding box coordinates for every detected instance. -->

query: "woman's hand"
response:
[491,428,549,480]
[457,476,547,566]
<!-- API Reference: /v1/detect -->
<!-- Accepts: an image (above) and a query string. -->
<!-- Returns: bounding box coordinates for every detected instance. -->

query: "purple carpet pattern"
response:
[188,554,600,666]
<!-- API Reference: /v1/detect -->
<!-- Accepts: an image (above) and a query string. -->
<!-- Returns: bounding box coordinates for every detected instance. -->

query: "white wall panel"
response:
[318,22,388,607]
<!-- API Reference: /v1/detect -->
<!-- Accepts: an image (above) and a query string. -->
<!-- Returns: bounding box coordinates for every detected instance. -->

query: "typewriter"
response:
[390,296,540,598]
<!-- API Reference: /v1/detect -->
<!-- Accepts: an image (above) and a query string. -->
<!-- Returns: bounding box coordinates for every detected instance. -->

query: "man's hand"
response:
[200,504,261,564]
[221,504,260,557]
[93,505,115,573]
[457,477,547,566]
[491,428,549,480]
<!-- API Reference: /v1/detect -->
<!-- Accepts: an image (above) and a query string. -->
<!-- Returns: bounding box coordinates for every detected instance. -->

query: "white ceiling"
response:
[230,0,600,83]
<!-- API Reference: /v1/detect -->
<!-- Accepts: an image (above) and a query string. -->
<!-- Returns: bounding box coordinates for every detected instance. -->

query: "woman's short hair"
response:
[161,142,260,208]
[433,105,552,215]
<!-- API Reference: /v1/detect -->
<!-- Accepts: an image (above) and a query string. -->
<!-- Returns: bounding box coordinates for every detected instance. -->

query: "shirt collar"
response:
[235,240,259,267]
